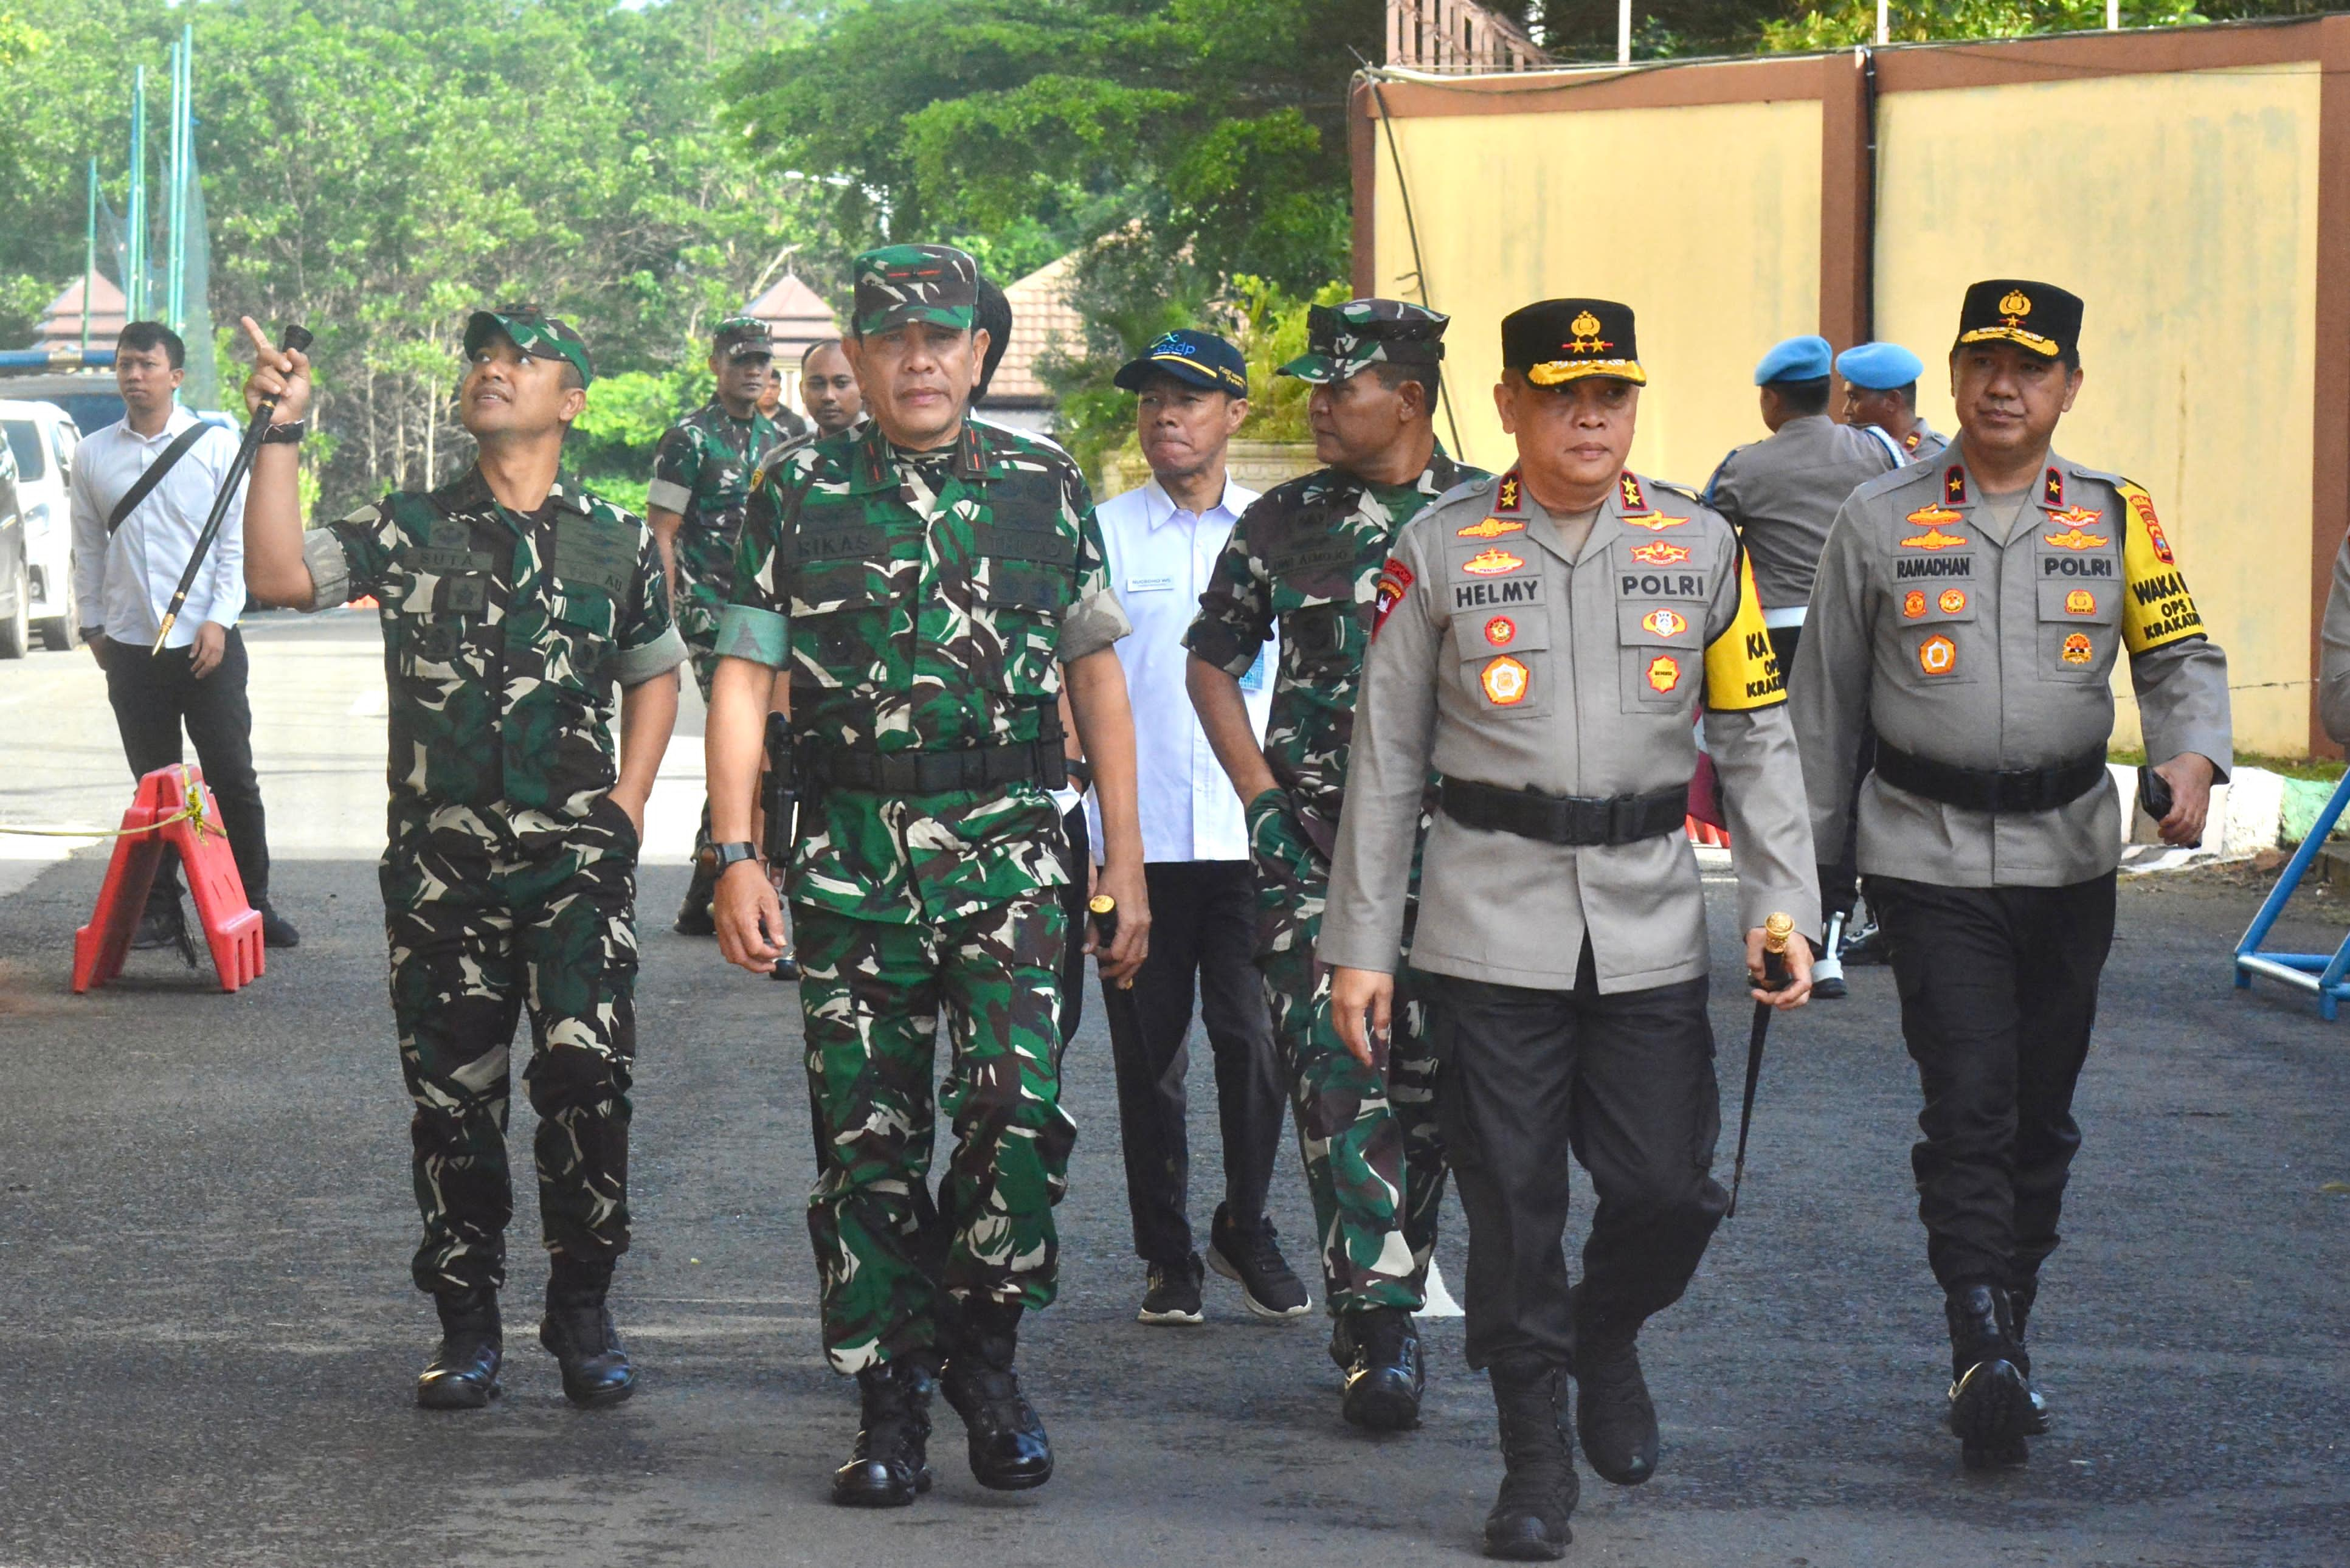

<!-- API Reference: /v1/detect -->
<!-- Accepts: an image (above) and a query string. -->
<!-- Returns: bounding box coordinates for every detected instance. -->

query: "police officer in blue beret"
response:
[1837,342,1947,460]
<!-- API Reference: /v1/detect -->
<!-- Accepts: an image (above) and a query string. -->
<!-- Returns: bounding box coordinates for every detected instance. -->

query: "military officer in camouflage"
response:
[236,307,686,1413]
[703,244,1147,1508]
[649,315,801,936]
[1325,299,1816,1561]
[1184,299,1484,1432]
[1793,280,2230,1470]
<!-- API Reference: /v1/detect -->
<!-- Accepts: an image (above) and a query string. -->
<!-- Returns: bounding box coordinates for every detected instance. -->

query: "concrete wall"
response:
[1369,98,1823,490]
[1875,63,2321,753]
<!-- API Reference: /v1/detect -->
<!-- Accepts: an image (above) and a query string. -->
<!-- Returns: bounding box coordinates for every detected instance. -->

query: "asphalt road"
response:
[0,615,2343,1567]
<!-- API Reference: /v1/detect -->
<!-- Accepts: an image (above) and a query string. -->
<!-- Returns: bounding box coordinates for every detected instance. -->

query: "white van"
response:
[0,399,84,651]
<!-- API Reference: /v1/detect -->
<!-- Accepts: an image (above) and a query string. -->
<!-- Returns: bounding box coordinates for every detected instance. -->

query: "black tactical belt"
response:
[817,738,1059,795]
[1439,776,1689,847]
[1873,742,2108,814]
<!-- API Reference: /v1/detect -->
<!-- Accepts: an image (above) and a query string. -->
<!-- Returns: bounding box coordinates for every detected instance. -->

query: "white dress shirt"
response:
[1087,471,1270,863]
[69,405,247,649]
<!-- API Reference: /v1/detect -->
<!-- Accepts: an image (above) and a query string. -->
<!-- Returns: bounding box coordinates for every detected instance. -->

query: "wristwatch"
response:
[710,841,761,873]
[260,419,308,445]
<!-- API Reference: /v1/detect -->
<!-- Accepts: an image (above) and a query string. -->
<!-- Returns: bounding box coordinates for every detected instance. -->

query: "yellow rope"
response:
[0,765,211,840]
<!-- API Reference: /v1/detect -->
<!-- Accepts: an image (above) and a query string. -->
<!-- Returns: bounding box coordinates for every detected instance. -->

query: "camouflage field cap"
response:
[1277,299,1448,385]
[463,305,595,388]
[851,244,979,337]
[713,314,773,359]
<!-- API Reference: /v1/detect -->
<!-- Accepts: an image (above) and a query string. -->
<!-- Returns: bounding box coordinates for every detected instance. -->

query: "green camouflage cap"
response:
[1278,299,1448,384]
[463,304,594,387]
[851,244,978,337]
[713,314,773,358]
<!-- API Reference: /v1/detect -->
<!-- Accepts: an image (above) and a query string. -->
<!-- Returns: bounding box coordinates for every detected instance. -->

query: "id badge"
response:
[1238,641,1271,693]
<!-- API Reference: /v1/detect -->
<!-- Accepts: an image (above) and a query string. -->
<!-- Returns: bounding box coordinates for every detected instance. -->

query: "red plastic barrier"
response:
[72,765,265,995]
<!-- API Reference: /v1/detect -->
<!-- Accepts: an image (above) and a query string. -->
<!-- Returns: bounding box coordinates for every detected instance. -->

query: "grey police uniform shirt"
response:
[1320,469,1820,995]
[2320,528,2350,745]
[1899,417,1949,461]
[1705,414,1901,611]
[1791,450,2232,888]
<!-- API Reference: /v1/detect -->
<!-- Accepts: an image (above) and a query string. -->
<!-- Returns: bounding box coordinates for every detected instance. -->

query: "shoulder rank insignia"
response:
[1457,516,1526,539]
[1620,511,1688,532]
[1629,540,1691,565]
[2043,467,2065,506]
[1495,472,1524,515]
[1943,466,1968,505]
[1618,472,1647,511]
[1462,547,1526,576]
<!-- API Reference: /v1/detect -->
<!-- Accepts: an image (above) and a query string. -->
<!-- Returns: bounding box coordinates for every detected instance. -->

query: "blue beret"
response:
[1754,334,1831,385]
[1835,341,1925,390]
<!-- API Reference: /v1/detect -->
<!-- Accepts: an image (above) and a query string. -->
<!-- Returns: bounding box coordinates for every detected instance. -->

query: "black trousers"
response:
[1100,858,1285,1266]
[1867,873,2116,1293]
[1056,803,1089,1052]
[1429,946,1727,1370]
[98,629,271,910]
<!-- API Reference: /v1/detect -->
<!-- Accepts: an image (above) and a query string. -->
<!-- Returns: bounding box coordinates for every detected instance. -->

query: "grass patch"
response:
[2108,748,2345,783]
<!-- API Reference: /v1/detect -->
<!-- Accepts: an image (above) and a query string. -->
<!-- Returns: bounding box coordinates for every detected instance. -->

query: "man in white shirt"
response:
[1088,329,1305,1327]
[69,322,294,952]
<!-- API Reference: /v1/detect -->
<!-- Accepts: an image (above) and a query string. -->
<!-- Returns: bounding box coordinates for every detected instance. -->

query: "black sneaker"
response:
[257,900,301,949]
[133,900,199,967]
[1206,1206,1310,1321]
[1138,1254,1204,1325]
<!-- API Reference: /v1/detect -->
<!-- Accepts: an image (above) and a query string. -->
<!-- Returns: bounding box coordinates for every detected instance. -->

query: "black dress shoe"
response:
[1945,1282,2030,1469]
[1336,1307,1423,1431]
[940,1304,1052,1490]
[1483,1357,1577,1561]
[832,1359,937,1507]
[540,1265,636,1409]
[416,1288,502,1410]
[257,901,301,949]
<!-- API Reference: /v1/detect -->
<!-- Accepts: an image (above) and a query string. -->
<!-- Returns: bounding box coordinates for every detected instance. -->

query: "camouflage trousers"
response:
[1247,790,1446,1316]
[793,891,1076,1375]
[381,800,641,1296]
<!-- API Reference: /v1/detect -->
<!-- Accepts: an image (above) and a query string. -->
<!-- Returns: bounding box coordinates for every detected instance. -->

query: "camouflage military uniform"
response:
[299,453,685,1294]
[717,261,1129,1374]
[1185,300,1486,1318]
[648,396,792,700]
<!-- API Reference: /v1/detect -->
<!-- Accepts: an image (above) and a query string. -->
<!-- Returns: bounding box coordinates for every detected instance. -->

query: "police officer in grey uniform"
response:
[1792,279,2230,1471]
[2321,526,2350,744]
[1705,333,1901,998]
[1324,299,1817,1562]
[1837,342,1949,460]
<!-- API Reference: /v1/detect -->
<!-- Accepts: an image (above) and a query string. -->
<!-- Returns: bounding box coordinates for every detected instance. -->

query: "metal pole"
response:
[2107,0,2120,29]
[1877,0,1889,45]
[81,159,96,353]
[165,38,184,331]
[127,66,146,322]
[1617,0,1631,64]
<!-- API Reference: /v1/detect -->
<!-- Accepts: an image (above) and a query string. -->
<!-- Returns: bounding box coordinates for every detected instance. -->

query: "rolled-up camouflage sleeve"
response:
[646,424,700,517]
[1183,499,1273,676]
[303,499,398,612]
[1057,480,1130,664]
[715,464,791,669]
[613,523,688,686]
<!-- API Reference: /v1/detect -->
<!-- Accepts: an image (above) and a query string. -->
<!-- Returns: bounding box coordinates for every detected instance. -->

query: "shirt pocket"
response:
[1280,598,1364,682]
[2034,573,2118,684]
[389,574,476,681]
[1612,599,1702,714]
[1891,576,1982,687]
[545,584,617,693]
[1453,601,1552,718]
[789,561,891,688]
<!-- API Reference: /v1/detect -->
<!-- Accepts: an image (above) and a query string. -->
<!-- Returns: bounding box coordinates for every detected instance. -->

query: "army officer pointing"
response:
[1322,300,1816,1562]
[1791,280,2230,1471]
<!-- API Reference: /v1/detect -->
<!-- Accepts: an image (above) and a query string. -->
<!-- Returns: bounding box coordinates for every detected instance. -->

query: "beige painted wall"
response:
[1370,99,1824,491]
[1875,63,2321,755]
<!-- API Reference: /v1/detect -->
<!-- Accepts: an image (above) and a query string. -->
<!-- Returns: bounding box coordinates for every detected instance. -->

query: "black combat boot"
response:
[1944,1281,2030,1469]
[2009,1277,2051,1435]
[939,1300,1052,1490]
[674,853,718,936]
[539,1257,637,1409]
[416,1287,502,1410]
[1335,1306,1425,1432]
[1482,1356,1578,1561]
[832,1358,938,1507]
[1572,1291,1659,1486]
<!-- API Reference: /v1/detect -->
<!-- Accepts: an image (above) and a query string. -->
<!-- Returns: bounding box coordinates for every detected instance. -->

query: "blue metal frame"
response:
[2234,770,2350,1019]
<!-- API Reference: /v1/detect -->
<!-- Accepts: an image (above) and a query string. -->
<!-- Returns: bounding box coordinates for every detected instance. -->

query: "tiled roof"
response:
[33,272,126,347]
[989,252,1082,407]
[743,274,841,354]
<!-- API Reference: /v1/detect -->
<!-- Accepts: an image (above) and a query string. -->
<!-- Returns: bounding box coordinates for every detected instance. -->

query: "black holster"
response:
[761,710,798,865]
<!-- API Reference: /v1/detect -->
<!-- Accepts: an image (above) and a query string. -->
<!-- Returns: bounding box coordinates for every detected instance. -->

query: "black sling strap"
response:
[106,423,210,535]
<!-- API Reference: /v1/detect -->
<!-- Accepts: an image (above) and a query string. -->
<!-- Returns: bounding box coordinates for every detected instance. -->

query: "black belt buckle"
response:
[1607,792,1645,844]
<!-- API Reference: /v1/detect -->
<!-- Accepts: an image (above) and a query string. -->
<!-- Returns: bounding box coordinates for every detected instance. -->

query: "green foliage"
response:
[568,365,712,503]
[1763,0,2204,50]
